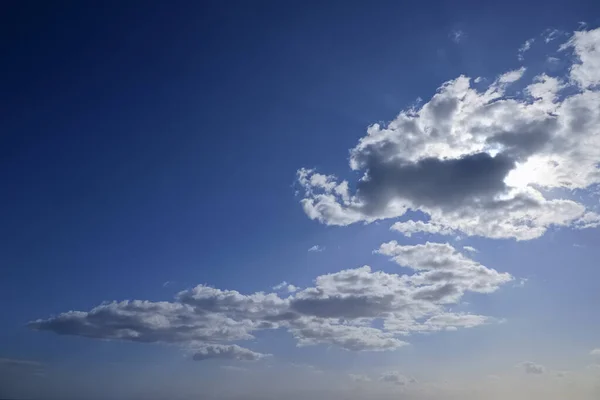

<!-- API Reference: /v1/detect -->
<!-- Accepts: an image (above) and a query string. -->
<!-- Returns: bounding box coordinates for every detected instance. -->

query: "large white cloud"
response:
[30,243,511,355]
[296,28,600,240]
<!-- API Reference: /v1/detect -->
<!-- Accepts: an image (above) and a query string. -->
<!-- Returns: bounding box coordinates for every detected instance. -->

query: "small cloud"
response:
[498,67,526,84]
[462,246,478,253]
[542,28,561,43]
[308,245,324,252]
[450,29,465,43]
[556,371,568,378]
[590,348,600,356]
[547,56,560,64]
[573,243,585,248]
[474,77,483,83]
[518,38,535,61]
[162,281,173,288]
[272,281,300,293]
[518,361,546,374]
[514,278,528,288]
[578,21,588,30]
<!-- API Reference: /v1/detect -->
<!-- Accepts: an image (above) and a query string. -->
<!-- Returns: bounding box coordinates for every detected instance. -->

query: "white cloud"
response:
[273,281,300,293]
[308,245,324,252]
[462,246,478,253]
[562,28,600,88]
[296,28,600,241]
[498,67,526,83]
[543,28,562,43]
[192,344,269,361]
[29,242,510,355]
[518,361,546,374]
[518,38,535,61]
[590,348,600,356]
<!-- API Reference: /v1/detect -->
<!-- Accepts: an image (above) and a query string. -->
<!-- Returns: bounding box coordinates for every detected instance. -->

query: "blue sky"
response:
[2,1,600,399]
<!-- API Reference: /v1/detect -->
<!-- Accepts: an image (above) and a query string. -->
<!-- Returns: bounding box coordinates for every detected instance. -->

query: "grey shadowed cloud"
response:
[29,242,512,356]
[296,28,600,240]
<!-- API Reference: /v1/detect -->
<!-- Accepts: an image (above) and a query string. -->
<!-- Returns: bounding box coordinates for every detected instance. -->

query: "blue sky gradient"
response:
[2,1,600,399]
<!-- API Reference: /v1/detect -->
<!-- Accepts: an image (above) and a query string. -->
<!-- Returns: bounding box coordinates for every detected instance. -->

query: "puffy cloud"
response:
[30,243,511,355]
[562,28,600,88]
[192,344,268,361]
[463,246,478,253]
[518,361,546,374]
[273,281,300,293]
[377,241,513,294]
[308,245,325,252]
[296,28,600,241]
[289,318,408,351]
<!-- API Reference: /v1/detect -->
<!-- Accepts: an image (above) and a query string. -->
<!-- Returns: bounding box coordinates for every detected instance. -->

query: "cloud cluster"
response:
[30,242,510,358]
[296,28,600,240]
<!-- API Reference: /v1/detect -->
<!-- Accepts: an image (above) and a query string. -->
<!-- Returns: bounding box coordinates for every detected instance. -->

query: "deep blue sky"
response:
[2,1,600,398]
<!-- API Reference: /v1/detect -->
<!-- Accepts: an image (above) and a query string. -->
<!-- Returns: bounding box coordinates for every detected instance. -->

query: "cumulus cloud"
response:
[518,361,546,374]
[273,281,299,293]
[296,27,600,241]
[30,243,510,355]
[308,245,325,252]
[192,344,268,361]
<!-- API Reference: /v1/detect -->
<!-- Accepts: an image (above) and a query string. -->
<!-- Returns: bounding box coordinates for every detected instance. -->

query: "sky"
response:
[2,1,600,399]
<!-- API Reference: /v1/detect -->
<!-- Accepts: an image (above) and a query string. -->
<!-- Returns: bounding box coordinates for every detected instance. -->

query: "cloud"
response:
[378,371,416,386]
[296,27,600,241]
[30,242,510,355]
[450,29,465,43]
[561,28,600,88]
[498,67,526,83]
[273,281,300,293]
[308,245,324,252]
[192,344,269,361]
[543,28,562,43]
[463,246,478,253]
[590,348,600,356]
[518,361,546,374]
[518,38,535,61]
